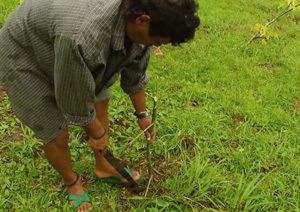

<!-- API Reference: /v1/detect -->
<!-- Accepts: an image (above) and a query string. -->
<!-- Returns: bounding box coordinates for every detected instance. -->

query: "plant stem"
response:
[147,96,157,177]
[266,4,299,26]
[144,175,153,197]
[246,3,300,45]
[128,123,153,146]
[146,139,152,176]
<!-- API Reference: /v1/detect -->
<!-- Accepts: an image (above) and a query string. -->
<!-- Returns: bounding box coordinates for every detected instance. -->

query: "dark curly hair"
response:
[123,0,200,45]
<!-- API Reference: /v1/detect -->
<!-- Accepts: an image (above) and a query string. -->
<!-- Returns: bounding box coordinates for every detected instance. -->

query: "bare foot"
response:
[153,46,164,56]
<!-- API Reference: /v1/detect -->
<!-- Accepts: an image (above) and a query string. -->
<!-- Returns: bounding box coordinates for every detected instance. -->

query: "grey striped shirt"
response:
[0,0,150,130]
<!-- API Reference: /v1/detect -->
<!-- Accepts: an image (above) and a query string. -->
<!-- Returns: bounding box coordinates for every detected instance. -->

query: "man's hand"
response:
[88,131,109,152]
[138,116,156,143]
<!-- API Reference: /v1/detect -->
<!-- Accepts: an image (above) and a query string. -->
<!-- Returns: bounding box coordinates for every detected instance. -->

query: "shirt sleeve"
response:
[120,47,151,95]
[54,35,96,125]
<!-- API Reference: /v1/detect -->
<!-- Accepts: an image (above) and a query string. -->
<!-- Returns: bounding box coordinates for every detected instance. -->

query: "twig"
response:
[266,4,300,26]
[128,123,154,146]
[162,195,208,210]
[144,175,153,197]
[246,3,300,45]
[183,196,209,209]
[153,167,164,176]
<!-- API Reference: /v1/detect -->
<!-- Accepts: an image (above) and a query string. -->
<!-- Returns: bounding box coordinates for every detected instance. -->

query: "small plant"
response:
[247,0,300,45]
[147,96,157,177]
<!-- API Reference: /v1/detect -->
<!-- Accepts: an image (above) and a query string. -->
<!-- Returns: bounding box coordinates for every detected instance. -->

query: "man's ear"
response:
[135,14,151,25]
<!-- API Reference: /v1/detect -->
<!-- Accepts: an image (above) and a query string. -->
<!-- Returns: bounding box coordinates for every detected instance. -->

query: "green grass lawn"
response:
[1,0,300,211]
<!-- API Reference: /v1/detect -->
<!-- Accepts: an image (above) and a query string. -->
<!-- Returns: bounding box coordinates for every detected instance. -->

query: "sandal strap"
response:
[65,173,80,187]
[68,192,91,209]
[103,150,139,189]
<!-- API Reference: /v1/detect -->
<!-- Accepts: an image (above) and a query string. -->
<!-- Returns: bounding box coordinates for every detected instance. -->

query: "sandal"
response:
[96,166,145,185]
[66,174,92,210]
[97,150,145,193]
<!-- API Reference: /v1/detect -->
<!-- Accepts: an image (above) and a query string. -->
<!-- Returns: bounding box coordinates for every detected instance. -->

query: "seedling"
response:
[247,1,300,45]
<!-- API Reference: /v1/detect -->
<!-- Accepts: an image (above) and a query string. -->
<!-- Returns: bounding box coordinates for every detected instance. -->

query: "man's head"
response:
[124,0,200,46]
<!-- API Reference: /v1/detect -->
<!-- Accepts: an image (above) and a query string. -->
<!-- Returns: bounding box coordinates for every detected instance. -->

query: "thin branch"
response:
[183,196,209,209]
[144,175,153,197]
[153,167,164,176]
[246,3,300,45]
[266,4,300,26]
[128,123,154,146]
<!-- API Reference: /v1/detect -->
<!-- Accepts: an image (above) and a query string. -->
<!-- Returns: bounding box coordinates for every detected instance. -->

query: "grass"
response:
[0,0,300,211]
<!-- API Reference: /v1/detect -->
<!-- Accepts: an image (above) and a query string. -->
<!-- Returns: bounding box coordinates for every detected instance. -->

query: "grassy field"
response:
[1,0,300,211]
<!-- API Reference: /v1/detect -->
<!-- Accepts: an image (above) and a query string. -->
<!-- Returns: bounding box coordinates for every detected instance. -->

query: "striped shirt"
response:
[0,0,150,141]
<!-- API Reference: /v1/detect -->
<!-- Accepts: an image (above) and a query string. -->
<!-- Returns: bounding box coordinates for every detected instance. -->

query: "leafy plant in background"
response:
[247,0,300,45]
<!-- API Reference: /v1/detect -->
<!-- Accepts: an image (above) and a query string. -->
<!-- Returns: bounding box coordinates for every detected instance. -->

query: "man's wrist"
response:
[134,110,149,119]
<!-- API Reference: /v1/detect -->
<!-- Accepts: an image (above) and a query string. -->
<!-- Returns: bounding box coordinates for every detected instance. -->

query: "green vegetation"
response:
[0,0,299,211]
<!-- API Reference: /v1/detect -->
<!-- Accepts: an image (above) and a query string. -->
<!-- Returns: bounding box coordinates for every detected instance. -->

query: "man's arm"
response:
[130,90,156,143]
[120,47,156,142]
[130,90,147,113]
